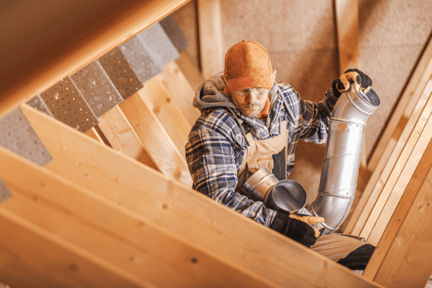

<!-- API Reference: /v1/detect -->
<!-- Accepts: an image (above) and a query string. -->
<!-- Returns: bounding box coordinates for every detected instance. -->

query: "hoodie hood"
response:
[193,72,280,112]
[193,73,237,111]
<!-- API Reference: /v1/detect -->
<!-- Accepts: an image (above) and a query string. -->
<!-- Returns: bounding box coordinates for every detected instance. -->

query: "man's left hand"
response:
[332,68,372,98]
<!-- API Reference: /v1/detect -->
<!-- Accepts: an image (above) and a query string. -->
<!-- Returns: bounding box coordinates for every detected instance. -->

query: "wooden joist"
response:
[158,61,201,126]
[176,51,206,91]
[0,0,190,117]
[118,93,193,187]
[367,37,432,172]
[0,209,143,288]
[345,77,432,236]
[0,145,276,288]
[363,139,432,287]
[97,106,159,170]
[138,76,191,156]
[335,0,360,73]
[197,0,224,79]
[17,104,381,288]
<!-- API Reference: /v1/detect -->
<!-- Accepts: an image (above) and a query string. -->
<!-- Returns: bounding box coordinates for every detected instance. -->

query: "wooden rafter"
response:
[16,104,382,288]
[0,144,276,288]
[158,61,201,125]
[197,0,224,79]
[118,93,193,187]
[0,0,190,117]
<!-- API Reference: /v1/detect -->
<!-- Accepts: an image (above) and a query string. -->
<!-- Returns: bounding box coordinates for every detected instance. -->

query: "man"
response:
[186,40,374,271]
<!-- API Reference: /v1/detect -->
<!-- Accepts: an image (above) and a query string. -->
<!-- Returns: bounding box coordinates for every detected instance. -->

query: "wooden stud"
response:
[0,204,143,288]
[0,0,190,117]
[335,0,360,73]
[359,89,432,243]
[84,127,105,144]
[367,37,432,172]
[176,51,206,91]
[118,93,193,187]
[364,145,432,287]
[197,0,224,79]
[138,76,191,157]
[0,146,276,288]
[20,104,382,288]
[158,61,201,126]
[363,139,432,280]
[97,106,159,170]
[345,79,432,235]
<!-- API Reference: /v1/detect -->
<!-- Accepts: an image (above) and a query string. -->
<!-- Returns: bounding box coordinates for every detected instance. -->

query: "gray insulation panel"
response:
[0,107,53,166]
[137,22,180,67]
[40,77,99,132]
[0,175,11,204]
[98,47,144,100]
[26,95,54,117]
[160,16,189,52]
[120,36,162,83]
[71,60,124,118]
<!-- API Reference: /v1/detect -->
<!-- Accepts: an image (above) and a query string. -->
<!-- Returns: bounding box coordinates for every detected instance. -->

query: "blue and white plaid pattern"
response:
[186,83,338,226]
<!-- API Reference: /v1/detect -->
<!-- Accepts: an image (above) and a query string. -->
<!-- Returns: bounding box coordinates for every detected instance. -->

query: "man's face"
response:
[231,87,270,117]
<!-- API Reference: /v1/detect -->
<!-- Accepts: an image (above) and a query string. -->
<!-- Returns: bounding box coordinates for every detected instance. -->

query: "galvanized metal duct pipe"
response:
[307,84,380,235]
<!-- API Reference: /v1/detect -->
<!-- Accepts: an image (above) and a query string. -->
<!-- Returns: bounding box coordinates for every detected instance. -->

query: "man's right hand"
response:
[270,211,325,248]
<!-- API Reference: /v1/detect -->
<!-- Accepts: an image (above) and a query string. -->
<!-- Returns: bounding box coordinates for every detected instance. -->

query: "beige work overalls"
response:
[234,108,368,269]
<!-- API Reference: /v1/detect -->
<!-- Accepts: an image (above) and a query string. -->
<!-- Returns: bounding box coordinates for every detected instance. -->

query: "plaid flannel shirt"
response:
[186,83,338,227]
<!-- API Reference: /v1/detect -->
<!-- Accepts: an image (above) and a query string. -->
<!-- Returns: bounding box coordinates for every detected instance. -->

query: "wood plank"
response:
[0,205,143,288]
[158,61,201,126]
[0,146,276,288]
[363,139,432,279]
[197,0,224,79]
[364,150,432,287]
[118,93,193,187]
[335,0,360,73]
[345,78,432,235]
[359,91,432,243]
[0,0,190,117]
[368,37,432,172]
[138,76,191,157]
[176,50,206,91]
[84,127,104,144]
[97,106,159,170]
[20,104,382,288]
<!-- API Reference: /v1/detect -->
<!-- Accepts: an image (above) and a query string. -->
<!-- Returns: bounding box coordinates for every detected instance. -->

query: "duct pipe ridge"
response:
[308,85,380,235]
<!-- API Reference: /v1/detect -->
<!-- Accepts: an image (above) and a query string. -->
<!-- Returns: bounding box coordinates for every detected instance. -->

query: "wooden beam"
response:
[158,61,201,126]
[176,51,206,91]
[335,0,360,73]
[363,139,432,281]
[97,106,159,170]
[0,146,276,288]
[84,127,105,144]
[345,78,432,235]
[0,0,190,117]
[364,143,432,287]
[367,36,432,172]
[359,89,432,243]
[20,104,382,288]
[118,93,193,187]
[138,76,191,157]
[197,0,224,79]
[0,204,143,288]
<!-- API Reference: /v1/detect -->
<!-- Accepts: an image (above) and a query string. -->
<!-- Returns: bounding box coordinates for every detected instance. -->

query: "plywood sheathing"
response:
[172,0,432,205]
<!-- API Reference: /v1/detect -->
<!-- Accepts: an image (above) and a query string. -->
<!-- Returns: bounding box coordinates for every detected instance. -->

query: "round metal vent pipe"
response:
[308,84,380,234]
